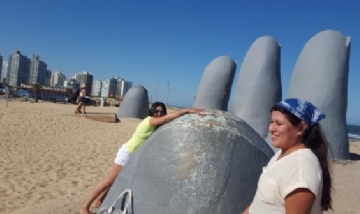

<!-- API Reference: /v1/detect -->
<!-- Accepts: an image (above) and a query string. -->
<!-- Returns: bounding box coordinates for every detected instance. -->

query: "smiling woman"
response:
[242,98,332,214]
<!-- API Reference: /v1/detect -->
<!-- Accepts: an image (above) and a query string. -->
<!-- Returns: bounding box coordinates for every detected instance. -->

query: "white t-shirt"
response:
[249,148,323,214]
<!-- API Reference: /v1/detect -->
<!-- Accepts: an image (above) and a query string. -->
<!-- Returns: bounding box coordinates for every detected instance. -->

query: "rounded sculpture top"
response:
[303,29,350,51]
[155,109,275,158]
[193,55,237,111]
[253,35,279,46]
[212,55,236,64]
[117,85,149,119]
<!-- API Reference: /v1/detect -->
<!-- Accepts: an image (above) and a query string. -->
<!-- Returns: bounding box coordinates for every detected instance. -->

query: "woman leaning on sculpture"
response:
[242,98,332,214]
[80,102,204,214]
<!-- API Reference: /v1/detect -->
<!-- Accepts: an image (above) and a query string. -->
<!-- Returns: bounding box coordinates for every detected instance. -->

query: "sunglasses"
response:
[154,110,164,114]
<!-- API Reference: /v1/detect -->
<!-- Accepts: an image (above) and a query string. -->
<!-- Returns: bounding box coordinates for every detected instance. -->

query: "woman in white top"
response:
[242,98,332,214]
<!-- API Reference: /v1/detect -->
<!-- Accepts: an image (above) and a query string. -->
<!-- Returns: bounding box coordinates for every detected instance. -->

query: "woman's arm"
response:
[284,188,315,214]
[149,108,203,126]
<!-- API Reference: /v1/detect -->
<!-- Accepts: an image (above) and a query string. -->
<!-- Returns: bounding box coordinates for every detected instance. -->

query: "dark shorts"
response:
[79,96,90,104]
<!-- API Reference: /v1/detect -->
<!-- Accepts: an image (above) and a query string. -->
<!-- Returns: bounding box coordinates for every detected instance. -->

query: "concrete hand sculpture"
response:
[287,30,351,159]
[117,85,149,119]
[109,29,351,214]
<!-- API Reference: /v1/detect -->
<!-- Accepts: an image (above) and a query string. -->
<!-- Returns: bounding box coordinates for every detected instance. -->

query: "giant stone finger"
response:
[193,56,237,110]
[229,36,282,139]
[287,29,351,160]
[117,85,149,119]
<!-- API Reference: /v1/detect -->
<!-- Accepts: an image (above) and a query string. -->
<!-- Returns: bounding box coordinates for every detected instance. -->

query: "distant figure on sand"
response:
[80,102,204,214]
[75,84,87,114]
[242,98,332,214]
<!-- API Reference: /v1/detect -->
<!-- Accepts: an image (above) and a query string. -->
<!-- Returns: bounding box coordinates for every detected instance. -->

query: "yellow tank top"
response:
[126,116,156,153]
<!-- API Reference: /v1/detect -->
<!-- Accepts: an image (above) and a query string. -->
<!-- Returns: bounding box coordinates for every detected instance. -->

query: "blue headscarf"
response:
[274,98,326,127]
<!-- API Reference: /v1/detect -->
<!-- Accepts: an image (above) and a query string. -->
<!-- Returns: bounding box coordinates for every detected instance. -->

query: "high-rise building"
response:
[2,61,8,82]
[115,77,124,99]
[50,71,66,88]
[115,78,133,99]
[6,50,30,86]
[101,78,118,98]
[28,54,48,85]
[0,55,3,81]
[73,71,93,96]
[44,70,52,87]
[92,80,102,97]
[100,81,109,98]
[64,78,80,93]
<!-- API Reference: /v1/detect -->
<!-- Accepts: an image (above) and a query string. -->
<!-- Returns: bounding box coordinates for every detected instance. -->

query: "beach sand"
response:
[0,100,359,214]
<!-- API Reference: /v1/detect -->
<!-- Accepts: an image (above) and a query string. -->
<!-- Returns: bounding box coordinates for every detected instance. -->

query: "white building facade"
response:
[101,78,118,98]
[118,80,132,99]
[92,80,102,97]
[50,71,66,88]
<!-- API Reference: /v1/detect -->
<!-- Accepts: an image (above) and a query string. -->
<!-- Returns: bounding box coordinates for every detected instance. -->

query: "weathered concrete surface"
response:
[117,85,149,119]
[98,109,274,214]
[193,56,237,111]
[287,29,351,160]
[229,36,282,139]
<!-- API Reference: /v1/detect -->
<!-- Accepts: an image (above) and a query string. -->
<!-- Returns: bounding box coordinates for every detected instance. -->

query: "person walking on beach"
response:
[242,98,332,214]
[75,83,87,114]
[80,102,204,214]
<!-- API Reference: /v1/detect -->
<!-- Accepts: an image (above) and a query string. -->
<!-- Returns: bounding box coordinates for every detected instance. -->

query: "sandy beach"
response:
[0,100,359,214]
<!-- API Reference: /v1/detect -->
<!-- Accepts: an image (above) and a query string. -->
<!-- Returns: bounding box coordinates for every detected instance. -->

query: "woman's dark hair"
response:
[149,102,167,116]
[271,105,332,211]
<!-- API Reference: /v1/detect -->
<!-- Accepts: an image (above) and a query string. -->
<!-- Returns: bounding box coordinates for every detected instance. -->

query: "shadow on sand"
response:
[62,112,120,123]
[349,152,360,161]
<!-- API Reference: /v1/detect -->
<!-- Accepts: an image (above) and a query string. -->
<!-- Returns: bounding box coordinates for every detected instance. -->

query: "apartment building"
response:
[101,78,118,98]
[28,54,48,86]
[50,71,66,88]
[73,71,93,96]
[6,50,30,86]
[92,80,102,97]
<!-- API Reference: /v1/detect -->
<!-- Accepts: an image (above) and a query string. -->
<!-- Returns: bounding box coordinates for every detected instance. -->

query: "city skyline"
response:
[1,1,359,124]
[0,50,133,98]
[0,49,134,102]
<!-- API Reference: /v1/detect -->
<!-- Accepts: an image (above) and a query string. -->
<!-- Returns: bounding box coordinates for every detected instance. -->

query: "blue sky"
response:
[1,1,359,124]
